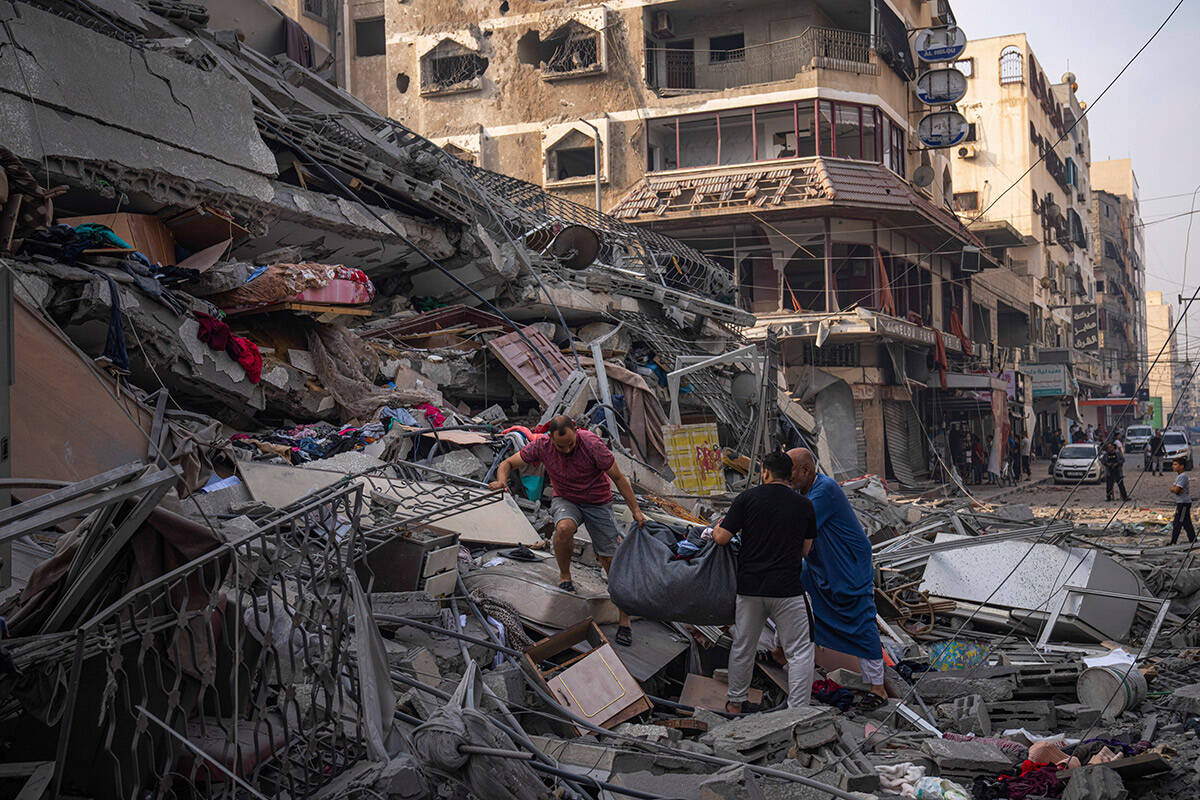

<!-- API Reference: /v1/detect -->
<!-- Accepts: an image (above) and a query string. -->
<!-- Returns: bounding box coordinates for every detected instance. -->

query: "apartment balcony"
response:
[646,27,879,96]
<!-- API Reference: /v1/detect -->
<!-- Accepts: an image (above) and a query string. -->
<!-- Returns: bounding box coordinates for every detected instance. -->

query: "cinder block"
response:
[1062,765,1127,800]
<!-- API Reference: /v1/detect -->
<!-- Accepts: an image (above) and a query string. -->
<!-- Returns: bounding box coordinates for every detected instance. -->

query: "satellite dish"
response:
[912,164,935,188]
[731,372,758,405]
[550,225,601,270]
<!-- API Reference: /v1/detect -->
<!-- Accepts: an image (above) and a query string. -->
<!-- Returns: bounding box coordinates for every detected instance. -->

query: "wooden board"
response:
[487,326,572,407]
[11,299,155,483]
[421,429,491,446]
[227,301,372,317]
[680,673,762,711]
[59,212,176,266]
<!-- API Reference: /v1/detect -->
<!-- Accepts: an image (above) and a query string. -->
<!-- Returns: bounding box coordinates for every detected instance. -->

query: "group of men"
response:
[492,416,886,712]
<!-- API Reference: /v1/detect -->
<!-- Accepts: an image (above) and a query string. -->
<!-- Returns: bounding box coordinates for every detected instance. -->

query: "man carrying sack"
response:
[490,415,646,646]
[712,451,817,712]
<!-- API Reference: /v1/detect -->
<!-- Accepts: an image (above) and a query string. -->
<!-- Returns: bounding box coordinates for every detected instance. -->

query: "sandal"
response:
[725,700,765,714]
[557,580,576,593]
[615,625,632,647]
[857,692,888,711]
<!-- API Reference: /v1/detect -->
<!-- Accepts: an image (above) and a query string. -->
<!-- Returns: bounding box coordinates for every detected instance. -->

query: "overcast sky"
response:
[952,0,1200,353]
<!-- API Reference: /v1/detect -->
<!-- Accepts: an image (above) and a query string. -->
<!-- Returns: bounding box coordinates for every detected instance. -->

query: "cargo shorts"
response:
[550,497,621,557]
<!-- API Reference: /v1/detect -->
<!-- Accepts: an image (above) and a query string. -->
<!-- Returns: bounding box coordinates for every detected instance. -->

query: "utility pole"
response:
[578,118,602,214]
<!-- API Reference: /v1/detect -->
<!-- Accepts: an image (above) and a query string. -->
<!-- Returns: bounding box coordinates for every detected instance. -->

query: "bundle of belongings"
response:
[205,262,374,312]
[608,519,736,625]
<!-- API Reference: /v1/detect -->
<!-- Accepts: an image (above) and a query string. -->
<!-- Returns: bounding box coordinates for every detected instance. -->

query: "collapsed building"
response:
[0,3,1200,800]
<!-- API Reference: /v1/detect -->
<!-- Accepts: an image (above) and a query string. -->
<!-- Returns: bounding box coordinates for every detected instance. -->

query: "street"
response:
[975,451,1200,531]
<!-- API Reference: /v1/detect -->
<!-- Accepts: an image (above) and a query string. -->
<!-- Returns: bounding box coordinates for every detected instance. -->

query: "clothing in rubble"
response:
[193,311,262,383]
[801,474,884,663]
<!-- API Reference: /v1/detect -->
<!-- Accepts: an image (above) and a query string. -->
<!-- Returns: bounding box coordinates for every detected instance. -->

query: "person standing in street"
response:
[712,451,817,712]
[1020,431,1032,479]
[1170,457,1196,545]
[971,435,985,485]
[1149,429,1164,475]
[1102,441,1129,502]
[788,448,889,707]
[490,415,646,646]
[1007,431,1020,482]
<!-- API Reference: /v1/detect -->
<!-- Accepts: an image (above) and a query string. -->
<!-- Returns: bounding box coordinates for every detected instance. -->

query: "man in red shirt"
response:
[490,415,647,645]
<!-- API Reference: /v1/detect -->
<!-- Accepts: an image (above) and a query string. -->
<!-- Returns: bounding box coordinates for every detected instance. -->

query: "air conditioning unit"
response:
[653,10,674,38]
[1077,192,1086,203]
[956,144,977,159]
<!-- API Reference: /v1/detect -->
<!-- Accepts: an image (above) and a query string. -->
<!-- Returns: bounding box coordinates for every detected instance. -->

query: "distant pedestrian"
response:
[1170,457,1196,545]
[1086,424,1095,442]
[1020,432,1032,478]
[1007,432,1020,482]
[1149,429,1164,475]
[986,441,1001,485]
[1113,431,1124,454]
[972,436,985,485]
[1102,442,1129,502]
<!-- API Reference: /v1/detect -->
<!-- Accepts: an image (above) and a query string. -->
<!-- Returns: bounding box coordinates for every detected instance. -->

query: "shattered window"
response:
[542,23,601,75]
[421,40,488,94]
[546,129,598,181]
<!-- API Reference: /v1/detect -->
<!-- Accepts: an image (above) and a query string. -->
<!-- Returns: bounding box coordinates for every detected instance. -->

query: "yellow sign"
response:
[664,423,724,495]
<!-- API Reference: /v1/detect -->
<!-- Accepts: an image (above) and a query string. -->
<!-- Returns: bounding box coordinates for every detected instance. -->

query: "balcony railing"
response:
[647,27,876,95]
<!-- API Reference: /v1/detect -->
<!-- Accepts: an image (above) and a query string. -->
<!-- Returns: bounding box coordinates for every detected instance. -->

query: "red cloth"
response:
[949,307,973,356]
[193,311,262,384]
[417,403,445,427]
[519,428,616,505]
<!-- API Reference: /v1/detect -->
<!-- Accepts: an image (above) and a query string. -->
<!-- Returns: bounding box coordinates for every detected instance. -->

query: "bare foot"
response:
[725,701,742,714]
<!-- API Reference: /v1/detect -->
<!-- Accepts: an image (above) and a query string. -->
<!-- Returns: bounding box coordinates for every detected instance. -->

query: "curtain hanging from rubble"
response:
[307,323,439,421]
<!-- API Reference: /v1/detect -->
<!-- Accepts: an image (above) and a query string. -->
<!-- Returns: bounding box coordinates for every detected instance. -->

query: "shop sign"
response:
[1025,363,1070,398]
[852,383,877,400]
[918,111,970,148]
[913,26,967,63]
[916,68,968,105]
[1072,304,1100,352]
[1002,369,1018,401]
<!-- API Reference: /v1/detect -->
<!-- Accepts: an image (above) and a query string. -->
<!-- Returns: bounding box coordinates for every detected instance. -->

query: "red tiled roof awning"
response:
[610,156,987,251]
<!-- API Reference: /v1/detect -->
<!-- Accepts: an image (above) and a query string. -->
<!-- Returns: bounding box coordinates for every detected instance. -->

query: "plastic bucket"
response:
[1076,664,1148,719]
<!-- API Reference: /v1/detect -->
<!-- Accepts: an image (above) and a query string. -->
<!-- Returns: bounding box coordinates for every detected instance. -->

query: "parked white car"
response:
[1053,443,1104,484]
[1162,430,1193,470]
[1124,425,1152,455]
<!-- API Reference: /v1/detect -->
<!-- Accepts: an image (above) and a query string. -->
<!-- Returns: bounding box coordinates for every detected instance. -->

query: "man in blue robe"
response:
[788,448,887,704]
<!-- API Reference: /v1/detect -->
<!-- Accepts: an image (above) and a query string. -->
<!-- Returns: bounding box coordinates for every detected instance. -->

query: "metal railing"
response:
[647,27,875,94]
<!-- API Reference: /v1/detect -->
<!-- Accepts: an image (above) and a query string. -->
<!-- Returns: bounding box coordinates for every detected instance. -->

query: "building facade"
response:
[947,34,1101,444]
[333,0,1030,486]
[1145,290,1176,424]
[1090,158,1148,393]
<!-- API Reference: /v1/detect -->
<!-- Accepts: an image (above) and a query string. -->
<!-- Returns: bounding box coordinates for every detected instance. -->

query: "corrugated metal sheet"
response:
[883,400,930,488]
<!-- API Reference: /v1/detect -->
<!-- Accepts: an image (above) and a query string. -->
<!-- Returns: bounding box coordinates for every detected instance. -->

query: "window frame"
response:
[354,17,386,58]
[999,45,1023,85]
[302,0,325,21]
[708,32,746,64]
[643,100,905,174]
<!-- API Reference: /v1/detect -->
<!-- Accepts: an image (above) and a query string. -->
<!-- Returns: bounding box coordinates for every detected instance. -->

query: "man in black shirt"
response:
[1103,441,1129,502]
[713,451,817,712]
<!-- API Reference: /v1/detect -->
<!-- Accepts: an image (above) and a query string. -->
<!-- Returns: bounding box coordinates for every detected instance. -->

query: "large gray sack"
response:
[608,520,736,625]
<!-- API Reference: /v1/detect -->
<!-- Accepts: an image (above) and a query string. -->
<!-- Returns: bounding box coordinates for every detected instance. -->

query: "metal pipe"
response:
[458,744,535,760]
[578,118,602,213]
[374,613,522,656]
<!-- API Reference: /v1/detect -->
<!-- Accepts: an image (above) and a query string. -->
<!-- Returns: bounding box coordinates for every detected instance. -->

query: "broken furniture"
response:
[524,619,652,730]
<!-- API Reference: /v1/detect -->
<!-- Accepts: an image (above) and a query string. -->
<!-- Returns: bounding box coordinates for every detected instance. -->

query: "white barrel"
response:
[1076,664,1148,719]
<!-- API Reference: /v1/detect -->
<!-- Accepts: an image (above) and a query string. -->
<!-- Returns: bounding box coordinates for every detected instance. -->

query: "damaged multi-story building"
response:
[357,0,1020,486]
[1090,158,1149,395]
[0,0,756,435]
[948,34,1102,445]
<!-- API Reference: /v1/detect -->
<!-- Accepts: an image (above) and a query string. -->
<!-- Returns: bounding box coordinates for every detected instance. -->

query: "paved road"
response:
[968,455,1193,530]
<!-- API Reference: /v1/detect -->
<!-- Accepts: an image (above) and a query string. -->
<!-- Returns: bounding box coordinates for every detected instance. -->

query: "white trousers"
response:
[727,594,815,708]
